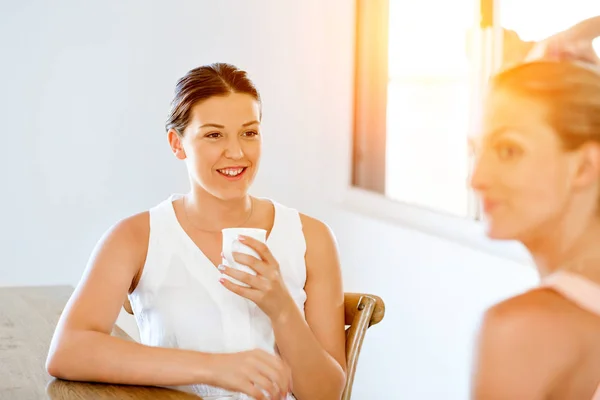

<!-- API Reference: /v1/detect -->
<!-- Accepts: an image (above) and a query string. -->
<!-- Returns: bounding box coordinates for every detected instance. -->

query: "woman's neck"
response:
[183,187,253,232]
[524,211,600,281]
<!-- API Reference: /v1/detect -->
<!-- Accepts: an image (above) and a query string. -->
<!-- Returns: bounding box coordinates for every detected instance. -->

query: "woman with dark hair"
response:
[470,18,600,400]
[46,63,346,400]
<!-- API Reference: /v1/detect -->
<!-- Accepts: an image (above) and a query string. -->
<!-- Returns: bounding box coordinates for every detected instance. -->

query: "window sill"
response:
[338,186,533,266]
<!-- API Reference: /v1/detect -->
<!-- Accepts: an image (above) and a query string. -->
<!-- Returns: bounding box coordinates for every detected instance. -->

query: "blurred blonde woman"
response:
[470,17,600,400]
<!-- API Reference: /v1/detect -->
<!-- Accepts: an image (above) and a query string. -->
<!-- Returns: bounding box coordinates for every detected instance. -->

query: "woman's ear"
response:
[167,129,186,160]
[572,142,600,190]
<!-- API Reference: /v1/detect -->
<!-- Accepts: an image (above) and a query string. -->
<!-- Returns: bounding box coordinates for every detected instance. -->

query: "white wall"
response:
[0,1,538,399]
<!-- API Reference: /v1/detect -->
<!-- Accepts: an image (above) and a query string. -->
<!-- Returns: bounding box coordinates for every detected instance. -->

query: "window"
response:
[353,0,487,219]
[352,0,600,222]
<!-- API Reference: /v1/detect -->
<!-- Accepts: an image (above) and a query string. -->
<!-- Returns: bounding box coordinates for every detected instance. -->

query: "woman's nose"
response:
[224,138,244,160]
[469,154,491,192]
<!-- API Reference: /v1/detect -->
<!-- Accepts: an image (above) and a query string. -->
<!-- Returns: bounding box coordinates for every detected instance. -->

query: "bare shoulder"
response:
[474,288,581,397]
[481,288,580,350]
[472,288,584,398]
[89,211,150,290]
[298,214,340,275]
[101,211,150,252]
[484,288,577,333]
[299,213,337,245]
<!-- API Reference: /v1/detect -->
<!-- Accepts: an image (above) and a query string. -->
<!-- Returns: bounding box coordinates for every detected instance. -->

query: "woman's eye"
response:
[243,130,259,137]
[206,132,222,138]
[495,142,522,160]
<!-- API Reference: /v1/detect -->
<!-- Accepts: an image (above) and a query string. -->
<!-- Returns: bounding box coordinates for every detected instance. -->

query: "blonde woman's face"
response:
[469,89,591,241]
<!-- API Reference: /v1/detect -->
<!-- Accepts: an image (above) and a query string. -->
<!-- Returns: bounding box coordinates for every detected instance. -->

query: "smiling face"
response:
[470,85,600,243]
[168,92,262,201]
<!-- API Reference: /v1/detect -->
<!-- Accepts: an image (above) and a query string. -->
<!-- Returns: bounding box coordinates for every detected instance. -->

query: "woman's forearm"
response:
[570,16,600,41]
[46,329,215,387]
[272,303,346,400]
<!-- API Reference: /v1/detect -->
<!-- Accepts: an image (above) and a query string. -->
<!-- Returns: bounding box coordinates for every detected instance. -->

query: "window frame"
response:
[352,0,389,193]
[347,0,534,263]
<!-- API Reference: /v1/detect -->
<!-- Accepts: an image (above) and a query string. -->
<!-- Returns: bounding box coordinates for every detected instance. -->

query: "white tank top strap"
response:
[541,270,600,317]
[141,194,179,278]
[265,199,307,311]
[128,195,186,301]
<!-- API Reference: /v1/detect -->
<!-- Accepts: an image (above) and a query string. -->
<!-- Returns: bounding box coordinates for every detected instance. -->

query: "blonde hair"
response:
[491,61,600,150]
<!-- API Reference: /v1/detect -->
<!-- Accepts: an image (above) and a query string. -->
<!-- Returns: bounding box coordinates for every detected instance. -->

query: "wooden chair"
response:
[342,293,385,400]
[122,292,385,400]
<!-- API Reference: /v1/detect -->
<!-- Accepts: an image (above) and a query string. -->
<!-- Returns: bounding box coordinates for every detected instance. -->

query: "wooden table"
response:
[0,285,203,399]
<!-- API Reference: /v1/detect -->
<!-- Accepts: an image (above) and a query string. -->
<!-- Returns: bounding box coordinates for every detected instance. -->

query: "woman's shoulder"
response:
[101,211,151,253]
[473,288,586,399]
[264,202,341,283]
[478,287,582,372]
[256,198,334,236]
[254,197,337,249]
[298,213,335,242]
[482,287,582,340]
[115,211,150,238]
[297,213,339,268]
[108,195,175,244]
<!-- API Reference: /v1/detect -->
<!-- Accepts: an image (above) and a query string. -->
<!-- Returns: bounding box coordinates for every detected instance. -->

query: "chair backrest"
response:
[342,293,385,400]
[122,292,385,400]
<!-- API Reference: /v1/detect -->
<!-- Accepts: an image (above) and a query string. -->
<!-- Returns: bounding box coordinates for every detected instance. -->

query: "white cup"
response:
[221,228,267,287]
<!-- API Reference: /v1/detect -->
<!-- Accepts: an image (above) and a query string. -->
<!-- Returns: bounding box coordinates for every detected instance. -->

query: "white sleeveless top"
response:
[128,194,307,399]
